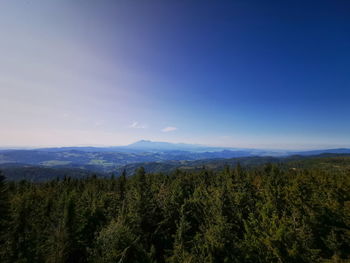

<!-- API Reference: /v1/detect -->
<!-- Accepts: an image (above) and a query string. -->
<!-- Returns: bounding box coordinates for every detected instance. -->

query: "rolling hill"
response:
[0,140,349,178]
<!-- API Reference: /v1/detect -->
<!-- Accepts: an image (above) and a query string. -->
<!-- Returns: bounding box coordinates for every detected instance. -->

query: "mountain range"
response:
[0,140,350,176]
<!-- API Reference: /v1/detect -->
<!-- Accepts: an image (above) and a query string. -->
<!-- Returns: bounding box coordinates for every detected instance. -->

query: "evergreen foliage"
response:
[0,160,349,262]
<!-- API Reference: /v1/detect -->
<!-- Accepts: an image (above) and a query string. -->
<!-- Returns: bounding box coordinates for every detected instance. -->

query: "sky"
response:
[0,0,350,149]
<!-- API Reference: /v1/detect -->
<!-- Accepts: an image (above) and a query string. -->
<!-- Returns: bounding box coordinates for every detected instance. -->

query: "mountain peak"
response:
[127,140,173,149]
[137,139,152,143]
[126,140,226,152]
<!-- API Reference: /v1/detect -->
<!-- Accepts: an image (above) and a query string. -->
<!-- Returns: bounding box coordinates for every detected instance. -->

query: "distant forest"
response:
[0,157,349,262]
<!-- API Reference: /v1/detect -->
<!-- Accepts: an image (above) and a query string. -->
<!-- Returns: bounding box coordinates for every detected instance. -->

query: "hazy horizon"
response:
[1,1,349,149]
[1,139,349,151]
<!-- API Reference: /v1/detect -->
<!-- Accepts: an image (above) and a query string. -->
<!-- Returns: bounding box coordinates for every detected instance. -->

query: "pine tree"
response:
[0,171,10,260]
[118,169,127,201]
[50,195,81,263]
[8,194,36,262]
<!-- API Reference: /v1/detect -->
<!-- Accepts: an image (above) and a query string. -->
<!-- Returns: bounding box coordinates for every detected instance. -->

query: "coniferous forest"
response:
[0,162,349,263]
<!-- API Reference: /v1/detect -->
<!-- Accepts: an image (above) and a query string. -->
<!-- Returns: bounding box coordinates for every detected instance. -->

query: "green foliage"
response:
[91,220,149,263]
[0,158,349,262]
[0,171,10,261]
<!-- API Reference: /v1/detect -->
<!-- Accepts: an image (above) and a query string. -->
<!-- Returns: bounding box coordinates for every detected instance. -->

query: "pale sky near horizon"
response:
[1,1,350,150]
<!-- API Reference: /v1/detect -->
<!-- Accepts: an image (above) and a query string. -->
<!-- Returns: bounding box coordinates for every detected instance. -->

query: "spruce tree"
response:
[0,171,9,260]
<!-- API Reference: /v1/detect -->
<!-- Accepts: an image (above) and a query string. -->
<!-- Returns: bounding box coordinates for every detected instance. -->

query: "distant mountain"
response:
[293,148,350,156]
[0,141,349,175]
[0,148,259,172]
[1,141,349,156]
[33,140,232,153]
[123,140,294,156]
[123,140,226,152]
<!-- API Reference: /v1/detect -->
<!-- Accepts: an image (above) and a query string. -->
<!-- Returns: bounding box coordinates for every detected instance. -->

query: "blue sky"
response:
[1,0,349,149]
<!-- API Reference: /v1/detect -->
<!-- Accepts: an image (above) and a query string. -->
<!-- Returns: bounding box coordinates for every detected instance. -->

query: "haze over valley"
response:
[1,140,350,181]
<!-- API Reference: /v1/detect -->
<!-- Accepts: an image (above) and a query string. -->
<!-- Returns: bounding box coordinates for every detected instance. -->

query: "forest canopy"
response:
[0,159,349,262]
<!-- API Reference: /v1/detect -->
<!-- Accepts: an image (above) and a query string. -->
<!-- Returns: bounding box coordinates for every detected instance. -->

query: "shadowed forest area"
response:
[0,159,349,263]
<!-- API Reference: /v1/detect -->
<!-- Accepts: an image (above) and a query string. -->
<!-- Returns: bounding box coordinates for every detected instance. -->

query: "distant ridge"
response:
[292,148,350,156]
[124,140,220,152]
[1,140,349,156]
[0,141,350,176]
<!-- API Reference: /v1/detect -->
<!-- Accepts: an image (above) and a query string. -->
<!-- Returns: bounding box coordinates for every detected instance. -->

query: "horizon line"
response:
[0,140,350,152]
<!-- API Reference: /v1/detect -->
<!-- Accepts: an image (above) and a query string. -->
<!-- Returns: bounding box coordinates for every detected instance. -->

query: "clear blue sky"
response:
[1,0,349,149]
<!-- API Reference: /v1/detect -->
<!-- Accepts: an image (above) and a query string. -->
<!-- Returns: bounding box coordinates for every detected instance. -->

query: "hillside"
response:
[2,153,350,181]
[116,154,350,176]
[1,142,349,174]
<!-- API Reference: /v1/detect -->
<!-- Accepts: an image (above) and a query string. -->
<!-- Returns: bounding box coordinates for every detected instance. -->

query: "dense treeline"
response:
[0,163,349,262]
[0,166,101,182]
